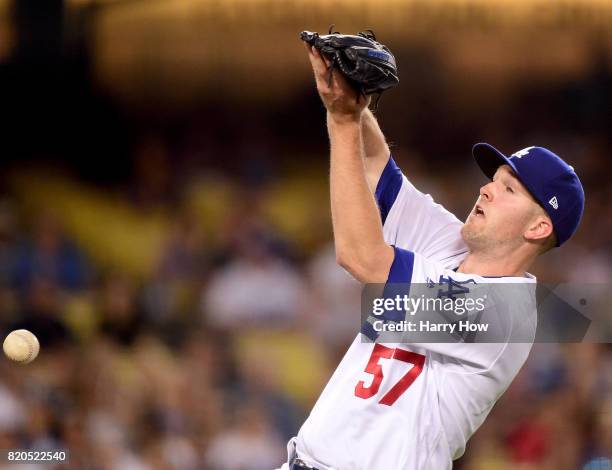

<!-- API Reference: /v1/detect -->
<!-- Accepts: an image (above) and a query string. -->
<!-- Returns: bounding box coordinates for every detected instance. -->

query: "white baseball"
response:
[3,329,40,364]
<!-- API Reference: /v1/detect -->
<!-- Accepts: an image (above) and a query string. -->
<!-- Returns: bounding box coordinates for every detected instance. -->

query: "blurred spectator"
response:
[142,435,200,470]
[204,404,285,470]
[11,210,90,292]
[307,243,362,350]
[143,208,209,329]
[505,414,552,466]
[157,209,208,283]
[98,274,147,347]
[202,223,305,329]
[0,383,26,433]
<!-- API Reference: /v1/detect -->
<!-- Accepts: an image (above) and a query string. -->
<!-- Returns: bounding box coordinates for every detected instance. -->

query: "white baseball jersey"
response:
[289,157,537,470]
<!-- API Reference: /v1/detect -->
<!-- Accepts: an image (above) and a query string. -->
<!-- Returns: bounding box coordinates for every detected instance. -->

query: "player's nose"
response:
[479,183,492,202]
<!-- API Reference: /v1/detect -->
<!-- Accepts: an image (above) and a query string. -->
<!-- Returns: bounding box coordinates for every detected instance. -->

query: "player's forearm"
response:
[361,108,391,191]
[362,109,390,159]
[328,112,392,283]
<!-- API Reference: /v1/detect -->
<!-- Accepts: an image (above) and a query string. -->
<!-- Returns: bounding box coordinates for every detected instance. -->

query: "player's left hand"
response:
[305,43,371,120]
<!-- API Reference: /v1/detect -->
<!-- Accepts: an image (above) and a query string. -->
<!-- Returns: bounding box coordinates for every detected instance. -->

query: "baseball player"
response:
[277,45,585,470]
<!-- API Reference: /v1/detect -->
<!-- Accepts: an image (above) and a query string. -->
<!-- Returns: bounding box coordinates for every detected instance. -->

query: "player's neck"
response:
[457,249,533,278]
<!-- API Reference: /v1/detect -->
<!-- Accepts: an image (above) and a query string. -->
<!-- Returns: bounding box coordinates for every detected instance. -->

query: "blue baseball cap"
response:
[472,143,585,247]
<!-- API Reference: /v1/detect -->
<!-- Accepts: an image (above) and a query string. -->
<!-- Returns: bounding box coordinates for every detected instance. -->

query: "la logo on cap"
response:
[549,196,559,210]
[512,146,535,158]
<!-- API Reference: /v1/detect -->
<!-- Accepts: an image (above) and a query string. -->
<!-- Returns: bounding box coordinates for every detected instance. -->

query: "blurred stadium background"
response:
[0,0,611,468]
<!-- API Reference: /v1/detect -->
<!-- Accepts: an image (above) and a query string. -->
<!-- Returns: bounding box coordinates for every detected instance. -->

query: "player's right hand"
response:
[305,43,370,120]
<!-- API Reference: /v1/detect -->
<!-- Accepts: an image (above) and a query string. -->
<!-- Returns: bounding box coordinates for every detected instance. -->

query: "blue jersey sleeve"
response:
[375,156,403,224]
[387,246,415,283]
[360,246,416,341]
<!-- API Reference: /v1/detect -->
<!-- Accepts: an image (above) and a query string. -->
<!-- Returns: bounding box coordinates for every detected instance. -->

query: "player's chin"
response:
[464,214,484,229]
[460,221,484,243]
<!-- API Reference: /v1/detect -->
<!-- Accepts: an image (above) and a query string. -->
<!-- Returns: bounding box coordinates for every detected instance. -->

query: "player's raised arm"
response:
[305,44,394,283]
[362,109,391,192]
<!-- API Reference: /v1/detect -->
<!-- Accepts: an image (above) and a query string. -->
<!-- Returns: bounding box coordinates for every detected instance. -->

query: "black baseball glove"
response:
[300,26,399,106]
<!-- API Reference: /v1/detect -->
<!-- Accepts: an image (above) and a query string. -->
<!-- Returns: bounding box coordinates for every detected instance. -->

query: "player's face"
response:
[462,165,542,250]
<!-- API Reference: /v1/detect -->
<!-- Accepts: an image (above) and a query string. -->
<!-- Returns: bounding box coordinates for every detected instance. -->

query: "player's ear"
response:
[524,213,553,243]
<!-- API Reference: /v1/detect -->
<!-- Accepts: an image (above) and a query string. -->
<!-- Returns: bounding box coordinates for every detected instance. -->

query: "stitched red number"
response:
[354,344,425,406]
[379,348,426,405]
[354,344,394,399]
